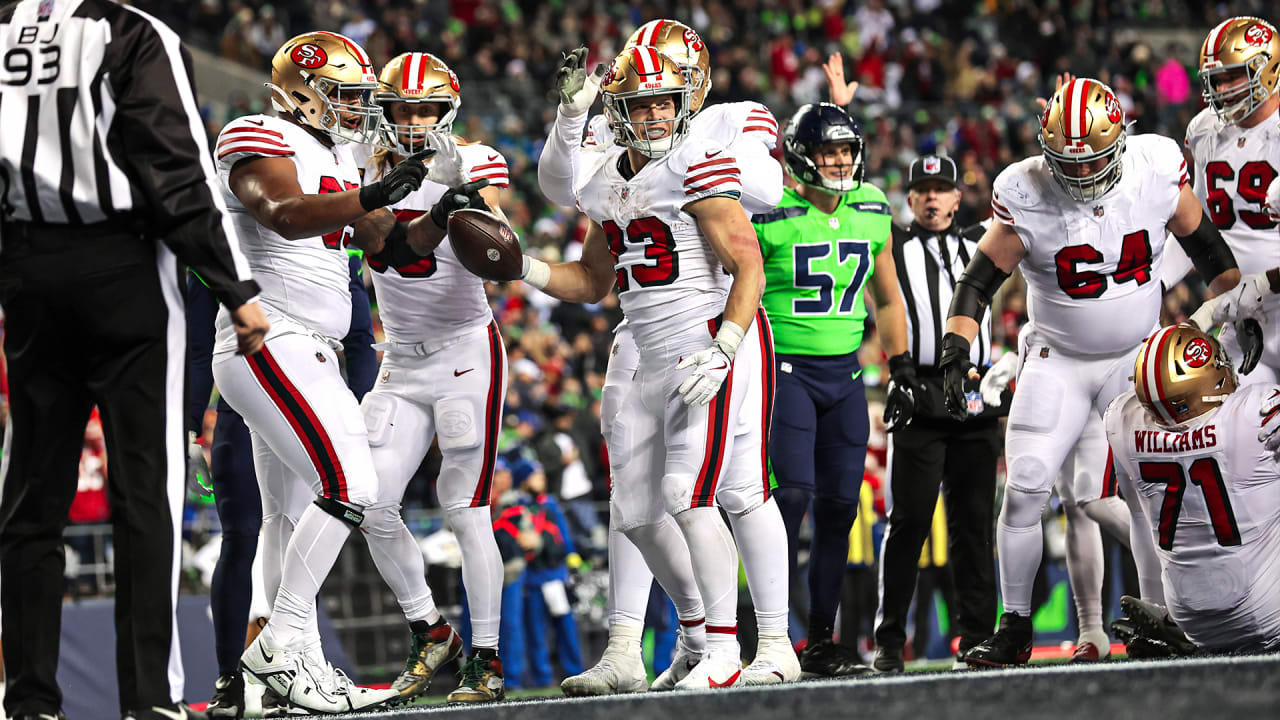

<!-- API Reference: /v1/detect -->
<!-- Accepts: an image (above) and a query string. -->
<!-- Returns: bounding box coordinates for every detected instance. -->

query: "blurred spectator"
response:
[248,5,286,63]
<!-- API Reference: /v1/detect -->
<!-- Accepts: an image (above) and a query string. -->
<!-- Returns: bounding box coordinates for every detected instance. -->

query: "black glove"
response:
[358,149,434,211]
[939,333,976,422]
[1235,317,1263,375]
[883,352,922,432]
[430,178,492,230]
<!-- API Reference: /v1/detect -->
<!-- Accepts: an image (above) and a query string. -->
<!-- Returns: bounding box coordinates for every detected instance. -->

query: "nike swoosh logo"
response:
[705,150,723,159]
[151,707,185,720]
[487,154,499,161]
[714,362,728,370]
[245,119,264,126]
[709,669,740,688]
[261,646,275,663]
[454,368,474,377]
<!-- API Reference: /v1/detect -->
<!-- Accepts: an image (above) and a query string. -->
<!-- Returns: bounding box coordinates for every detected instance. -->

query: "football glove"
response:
[186,431,213,498]
[556,47,605,116]
[1259,388,1280,459]
[424,132,467,189]
[359,149,433,210]
[1236,316,1263,375]
[939,333,977,422]
[677,320,746,406]
[883,352,922,432]
[1189,272,1269,332]
[979,350,1019,408]
[429,179,492,230]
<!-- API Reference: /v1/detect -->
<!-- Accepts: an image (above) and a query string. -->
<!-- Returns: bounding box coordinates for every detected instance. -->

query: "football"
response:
[447,208,524,282]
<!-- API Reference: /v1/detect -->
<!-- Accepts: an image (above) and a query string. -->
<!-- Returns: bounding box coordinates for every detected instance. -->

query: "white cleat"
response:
[240,635,398,713]
[651,636,703,691]
[673,645,743,691]
[739,633,801,685]
[560,648,648,696]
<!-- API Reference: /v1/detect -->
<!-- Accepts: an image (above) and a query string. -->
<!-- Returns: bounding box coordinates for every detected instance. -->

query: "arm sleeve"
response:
[536,108,591,206]
[990,167,1034,252]
[185,273,218,435]
[342,254,377,401]
[735,136,783,214]
[112,8,259,308]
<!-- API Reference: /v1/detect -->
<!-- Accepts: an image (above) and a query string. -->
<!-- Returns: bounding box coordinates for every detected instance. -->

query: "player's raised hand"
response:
[823,52,859,106]
[230,300,269,356]
[1035,72,1077,110]
[556,47,605,116]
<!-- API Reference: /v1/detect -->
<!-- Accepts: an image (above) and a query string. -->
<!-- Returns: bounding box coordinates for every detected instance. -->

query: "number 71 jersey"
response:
[574,137,743,348]
[992,134,1187,356]
[1105,384,1280,651]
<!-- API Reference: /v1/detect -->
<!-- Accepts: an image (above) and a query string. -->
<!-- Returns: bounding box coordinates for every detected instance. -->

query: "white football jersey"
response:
[1105,385,1280,651]
[212,114,360,348]
[991,134,1187,356]
[346,142,507,345]
[574,136,742,349]
[580,101,781,215]
[1185,108,1280,276]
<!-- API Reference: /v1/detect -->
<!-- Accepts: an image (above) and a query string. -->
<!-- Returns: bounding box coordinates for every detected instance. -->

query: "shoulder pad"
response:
[752,205,808,224]
[461,144,509,188]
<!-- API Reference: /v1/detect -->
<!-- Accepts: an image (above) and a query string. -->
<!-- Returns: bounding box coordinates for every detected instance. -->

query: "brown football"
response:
[447,208,524,282]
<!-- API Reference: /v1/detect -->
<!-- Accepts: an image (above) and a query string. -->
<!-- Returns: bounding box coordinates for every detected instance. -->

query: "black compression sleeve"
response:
[1175,214,1237,281]
[367,222,419,268]
[948,249,1010,322]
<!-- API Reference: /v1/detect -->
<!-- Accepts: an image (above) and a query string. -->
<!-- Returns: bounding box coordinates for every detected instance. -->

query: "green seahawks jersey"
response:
[752,184,892,356]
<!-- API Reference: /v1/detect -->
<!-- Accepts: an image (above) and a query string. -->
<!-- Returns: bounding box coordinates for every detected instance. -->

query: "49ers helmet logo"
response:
[290,43,327,69]
[602,60,618,87]
[683,28,705,52]
[1104,92,1123,123]
[1246,23,1274,46]
[448,69,461,92]
[1183,337,1213,368]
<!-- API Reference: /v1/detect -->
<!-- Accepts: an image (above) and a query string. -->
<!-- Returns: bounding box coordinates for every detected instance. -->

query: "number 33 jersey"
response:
[574,137,743,349]
[1105,384,1280,652]
[992,134,1187,356]
[213,114,362,345]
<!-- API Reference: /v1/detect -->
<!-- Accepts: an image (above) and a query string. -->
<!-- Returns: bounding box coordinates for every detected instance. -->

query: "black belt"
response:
[2,217,145,252]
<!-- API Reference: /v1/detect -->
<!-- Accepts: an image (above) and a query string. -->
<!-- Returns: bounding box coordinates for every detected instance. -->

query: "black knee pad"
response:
[314,495,365,528]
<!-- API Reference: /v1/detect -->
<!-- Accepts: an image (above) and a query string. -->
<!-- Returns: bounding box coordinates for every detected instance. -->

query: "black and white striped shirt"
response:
[891,220,993,370]
[0,0,256,306]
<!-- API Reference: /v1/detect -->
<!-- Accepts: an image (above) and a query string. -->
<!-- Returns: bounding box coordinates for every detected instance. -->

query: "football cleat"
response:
[740,632,801,685]
[391,622,464,702]
[240,634,397,713]
[1069,627,1112,663]
[651,633,703,691]
[258,686,309,718]
[447,653,506,703]
[561,642,647,696]
[1114,596,1198,657]
[206,672,245,718]
[870,644,905,674]
[674,646,742,690]
[800,638,872,677]
[964,612,1033,669]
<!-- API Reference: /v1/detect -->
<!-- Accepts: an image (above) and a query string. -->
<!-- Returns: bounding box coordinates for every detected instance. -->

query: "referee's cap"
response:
[906,155,958,191]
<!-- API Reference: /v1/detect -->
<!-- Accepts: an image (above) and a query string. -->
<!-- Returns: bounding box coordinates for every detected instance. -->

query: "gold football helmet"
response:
[1199,17,1280,125]
[375,52,462,155]
[601,47,693,158]
[268,31,381,145]
[1038,77,1126,202]
[1134,325,1237,427]
[624,19,712,114]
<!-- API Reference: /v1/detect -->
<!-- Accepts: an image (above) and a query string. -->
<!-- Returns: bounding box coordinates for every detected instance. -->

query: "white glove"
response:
[1266,174,1280,223]
[979,351,1019,408]
[187,431,213,498]
[556,47,605,117]
[1259,388,1280,459]
[677,320,746,406]
[424,132,467,189]
[1190,272,1270,331]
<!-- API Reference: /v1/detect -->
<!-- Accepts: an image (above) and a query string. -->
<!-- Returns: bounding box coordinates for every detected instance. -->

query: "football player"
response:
[347,51,510,704]
[1105,325,1280,654]
[521,46,784,689]
[208,31,463,711]
[1181,16,1280,382]
[941,77,1246,667]
[539,20,789,694]
[752,102,910,676]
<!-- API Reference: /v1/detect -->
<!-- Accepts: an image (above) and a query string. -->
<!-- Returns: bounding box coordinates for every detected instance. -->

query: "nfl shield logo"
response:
[1094,205,1105,217]
[1238,137,1248,148]
[923,157,942,174]
[619,186,630,201]
[38,0,53,19]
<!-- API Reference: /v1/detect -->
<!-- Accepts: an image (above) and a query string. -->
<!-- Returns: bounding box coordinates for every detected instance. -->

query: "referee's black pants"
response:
[874,416,1000,654]
[0,226,185,716]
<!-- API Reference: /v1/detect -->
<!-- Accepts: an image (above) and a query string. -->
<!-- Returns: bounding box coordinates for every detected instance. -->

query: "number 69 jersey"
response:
[213,113,362,348]
[1105,384,1280,652]
[574,136,742,350]
[992,134,1188,356]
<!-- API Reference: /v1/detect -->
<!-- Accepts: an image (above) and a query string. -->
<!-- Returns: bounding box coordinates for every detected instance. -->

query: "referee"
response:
[0,2,266,719]
[871,156,1004,672]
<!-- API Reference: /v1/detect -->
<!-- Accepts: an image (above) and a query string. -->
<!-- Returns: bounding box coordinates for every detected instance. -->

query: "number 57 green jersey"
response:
[752,184,892,356]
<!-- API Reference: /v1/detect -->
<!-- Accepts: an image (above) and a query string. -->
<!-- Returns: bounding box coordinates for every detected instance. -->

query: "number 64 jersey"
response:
[1105,384,1280,653]
[992,134,1188,356]
[574,136,742,350]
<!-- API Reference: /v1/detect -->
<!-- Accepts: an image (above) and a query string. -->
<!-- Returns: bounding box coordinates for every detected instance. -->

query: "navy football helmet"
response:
[782,102,865,194]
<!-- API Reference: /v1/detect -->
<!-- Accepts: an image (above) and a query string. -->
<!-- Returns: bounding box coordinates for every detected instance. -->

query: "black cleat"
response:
[799,639,872,677]
[1117,596,1198,656]
[207,672,244,719]
[871,645,904,673]
[964,612,1033,669]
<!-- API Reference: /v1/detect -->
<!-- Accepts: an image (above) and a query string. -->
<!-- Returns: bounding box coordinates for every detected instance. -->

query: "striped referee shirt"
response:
[891,220,993,369]
[0,0,257,307]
